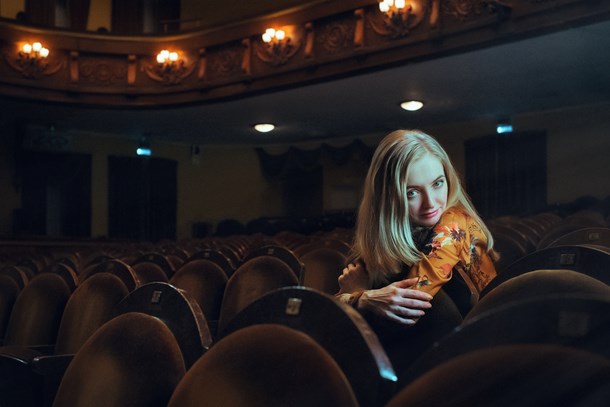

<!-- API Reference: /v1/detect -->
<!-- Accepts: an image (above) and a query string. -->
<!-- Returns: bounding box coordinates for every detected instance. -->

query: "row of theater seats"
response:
[0,210,609,406]
[0,231,357,406]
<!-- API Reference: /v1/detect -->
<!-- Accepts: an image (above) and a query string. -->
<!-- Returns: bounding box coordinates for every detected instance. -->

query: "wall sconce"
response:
[372,0,425,38]
[143,49,195,85]
[255,27,299,66]
[7,41,62,78]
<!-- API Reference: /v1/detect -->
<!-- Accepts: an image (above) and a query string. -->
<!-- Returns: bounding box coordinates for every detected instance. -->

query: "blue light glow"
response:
[136,147,152,156]
[496,124,513,134]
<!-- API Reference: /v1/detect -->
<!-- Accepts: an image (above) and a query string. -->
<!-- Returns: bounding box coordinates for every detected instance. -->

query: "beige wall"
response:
[0,0,24,19]
[426,103,610,206]
[1,103,609,240]
[71,135,280,239]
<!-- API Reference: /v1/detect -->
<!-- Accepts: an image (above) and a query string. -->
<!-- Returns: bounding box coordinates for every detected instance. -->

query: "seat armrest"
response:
[31,354,75,407]
[31,353,74,376]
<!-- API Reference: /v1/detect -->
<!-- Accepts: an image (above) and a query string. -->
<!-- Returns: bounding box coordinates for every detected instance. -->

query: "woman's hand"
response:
[338,261,369,294]
[357,277,433,326]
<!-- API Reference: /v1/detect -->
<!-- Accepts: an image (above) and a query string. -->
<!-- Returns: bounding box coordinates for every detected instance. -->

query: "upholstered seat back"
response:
[4,273,71,347]
[168,324,358,407]
[53,312,186,407]
[55,273,129,354]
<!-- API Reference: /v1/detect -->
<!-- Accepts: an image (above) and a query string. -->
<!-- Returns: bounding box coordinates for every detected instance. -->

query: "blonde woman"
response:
[338,129,497,326]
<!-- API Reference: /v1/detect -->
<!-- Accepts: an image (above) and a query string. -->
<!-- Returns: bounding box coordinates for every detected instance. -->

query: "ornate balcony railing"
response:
[0,0,608,107]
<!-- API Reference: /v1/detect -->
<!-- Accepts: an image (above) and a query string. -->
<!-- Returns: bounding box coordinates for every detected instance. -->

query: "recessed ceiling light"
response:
[254,123,275,133]
[400,100,424,111]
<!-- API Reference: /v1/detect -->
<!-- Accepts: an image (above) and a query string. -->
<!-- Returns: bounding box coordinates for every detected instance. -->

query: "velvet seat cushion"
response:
[387,344,610,407]
[53,312,186,407]
[168,324,358,407]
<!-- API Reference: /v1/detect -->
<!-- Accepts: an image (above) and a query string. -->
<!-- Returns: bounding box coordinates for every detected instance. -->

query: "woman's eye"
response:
[407,189,418,198]
[433,179,445,188]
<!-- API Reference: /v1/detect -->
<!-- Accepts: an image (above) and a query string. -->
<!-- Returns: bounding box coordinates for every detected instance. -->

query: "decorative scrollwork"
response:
[316,22,354,54]
[81,60,126,84]
[5,49,63,79]
[208,46,244,78]
[444,0,512,20]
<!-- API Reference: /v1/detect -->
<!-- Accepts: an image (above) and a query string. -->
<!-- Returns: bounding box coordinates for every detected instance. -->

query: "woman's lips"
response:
[421,208,440,219]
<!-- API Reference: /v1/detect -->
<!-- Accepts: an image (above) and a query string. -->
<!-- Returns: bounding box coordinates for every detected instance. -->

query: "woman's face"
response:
[406,153,448,227]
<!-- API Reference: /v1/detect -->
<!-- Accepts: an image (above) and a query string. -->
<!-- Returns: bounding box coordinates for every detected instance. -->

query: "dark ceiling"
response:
[2,17,610,146]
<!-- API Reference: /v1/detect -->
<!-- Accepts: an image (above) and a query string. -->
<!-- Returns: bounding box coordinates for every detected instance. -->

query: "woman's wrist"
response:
[336,290,366,307]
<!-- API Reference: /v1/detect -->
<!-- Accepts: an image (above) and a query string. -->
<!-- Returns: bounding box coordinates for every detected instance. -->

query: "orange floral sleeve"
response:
[407,208,493,297]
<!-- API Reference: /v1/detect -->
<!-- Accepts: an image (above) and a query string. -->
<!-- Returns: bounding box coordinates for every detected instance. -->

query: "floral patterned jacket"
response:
[405,206,497,296]
[336,207,497,306]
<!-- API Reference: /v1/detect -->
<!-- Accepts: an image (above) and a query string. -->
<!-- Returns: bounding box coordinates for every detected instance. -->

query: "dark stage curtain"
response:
[255,139,373,178]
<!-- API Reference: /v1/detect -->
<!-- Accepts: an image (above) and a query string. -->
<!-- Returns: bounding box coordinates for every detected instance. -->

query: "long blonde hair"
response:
[352,129,494,286]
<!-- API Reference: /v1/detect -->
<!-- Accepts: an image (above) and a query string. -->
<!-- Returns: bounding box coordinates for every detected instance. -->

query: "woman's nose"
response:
[421,189,433,207]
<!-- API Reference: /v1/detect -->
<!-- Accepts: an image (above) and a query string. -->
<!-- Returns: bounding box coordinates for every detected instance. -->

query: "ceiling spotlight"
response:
[400,100,424,111]
[254,123,275,133]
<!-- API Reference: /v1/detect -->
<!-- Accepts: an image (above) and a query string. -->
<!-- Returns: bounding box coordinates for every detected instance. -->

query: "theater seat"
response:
[169,259,228,337]
[466,269,610,321]
[480,245,610,297]
[167,324,358,407]
[131,262,169,284]
[0,265,29,290]
[545,227,610,250]
[3,273,71,347]
[0,273,129,407]
[0,275,20,343]
[115,282,213,368]
[52,312,186,407]
[387,344,610,407]
[0,273,71,407]
[241,244,304,278]
[222,286,397,407]
[79,259,140,292]
[217,256,298,334]
[40,263,78,292]
[131,252,176,280]
[399,294,610,388]
[187,249,236,278]
[300,247,346,294]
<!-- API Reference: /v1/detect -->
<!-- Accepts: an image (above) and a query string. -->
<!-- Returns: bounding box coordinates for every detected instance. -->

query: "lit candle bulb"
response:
[157,50,169,63]
[262,28,276,43]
